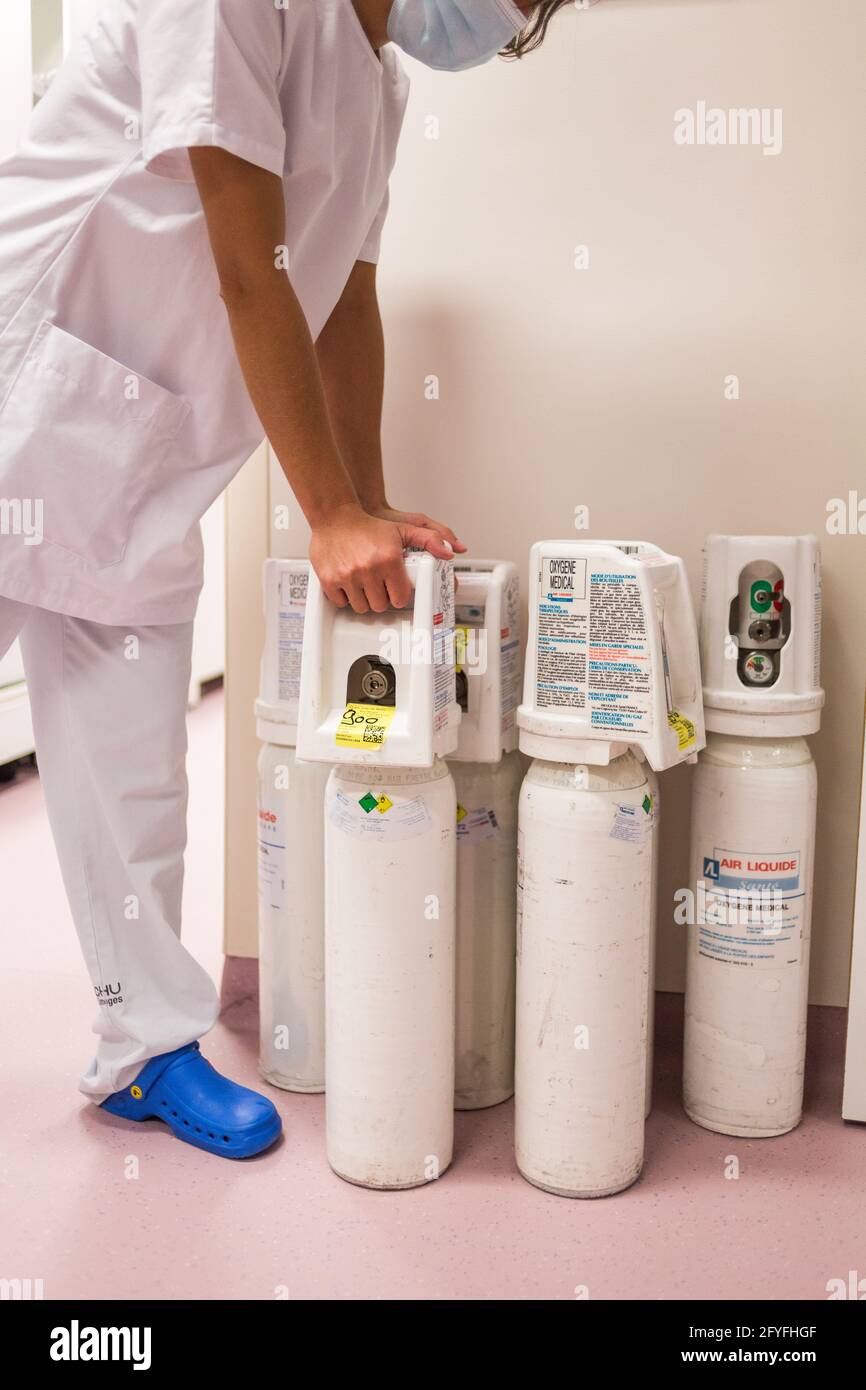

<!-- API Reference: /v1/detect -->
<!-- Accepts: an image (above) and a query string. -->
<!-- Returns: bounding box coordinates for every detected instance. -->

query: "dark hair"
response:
[502,1,573,60]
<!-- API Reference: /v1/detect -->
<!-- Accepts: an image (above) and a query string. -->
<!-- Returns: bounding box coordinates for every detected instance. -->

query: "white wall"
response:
[374,0,866,1005]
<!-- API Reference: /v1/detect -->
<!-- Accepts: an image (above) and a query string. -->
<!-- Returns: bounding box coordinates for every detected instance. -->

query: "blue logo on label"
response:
[703,856,720,881]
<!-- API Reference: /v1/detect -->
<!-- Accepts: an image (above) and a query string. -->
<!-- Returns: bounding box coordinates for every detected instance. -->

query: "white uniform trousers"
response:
[0,597,220,1099]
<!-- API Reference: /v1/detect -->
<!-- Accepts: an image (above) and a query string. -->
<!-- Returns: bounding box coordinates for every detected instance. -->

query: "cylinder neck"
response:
[332,758,452,786]
[703,730,813,768]
[526,750,647,793]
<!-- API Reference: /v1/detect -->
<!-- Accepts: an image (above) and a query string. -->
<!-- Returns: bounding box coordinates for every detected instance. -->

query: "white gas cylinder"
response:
[257,742,331,1092]
[683,732,817,1136]
[255,559,331,1093]
[325,760,456,1189]
[515,752,654,1198]
[645,766,660,1117]
[453,748,523,1109]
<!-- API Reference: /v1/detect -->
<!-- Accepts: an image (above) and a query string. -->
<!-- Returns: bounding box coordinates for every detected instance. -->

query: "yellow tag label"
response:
[336,703,395,749]
[455,626,469,675]
[668,710,696,751]
[456,803,467,823]
[376,795,393,815]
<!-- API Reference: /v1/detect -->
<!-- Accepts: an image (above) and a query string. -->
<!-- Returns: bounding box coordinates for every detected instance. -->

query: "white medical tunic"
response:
[0,0,409,624]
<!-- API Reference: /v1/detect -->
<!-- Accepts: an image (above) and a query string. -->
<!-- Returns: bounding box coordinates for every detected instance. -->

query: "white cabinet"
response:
[190,499,227,705]
[0,644,25,687]
[0,644,34,767]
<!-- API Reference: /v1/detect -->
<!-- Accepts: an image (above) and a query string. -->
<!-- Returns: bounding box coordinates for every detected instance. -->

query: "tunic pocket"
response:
[0,319,190,568]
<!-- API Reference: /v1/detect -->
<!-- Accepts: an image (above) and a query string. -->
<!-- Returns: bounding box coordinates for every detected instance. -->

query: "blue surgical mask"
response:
[387,0,527,73]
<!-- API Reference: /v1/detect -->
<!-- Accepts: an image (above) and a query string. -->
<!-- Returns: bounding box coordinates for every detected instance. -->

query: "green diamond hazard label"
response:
[642,794,653,815]
[358,792,378,814]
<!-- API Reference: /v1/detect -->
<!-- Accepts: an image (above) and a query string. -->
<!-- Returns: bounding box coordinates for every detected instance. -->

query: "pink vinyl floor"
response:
[0,688,863,1302]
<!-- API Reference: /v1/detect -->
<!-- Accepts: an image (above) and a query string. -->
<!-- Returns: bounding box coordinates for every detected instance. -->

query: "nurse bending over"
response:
[0,0,566,1158]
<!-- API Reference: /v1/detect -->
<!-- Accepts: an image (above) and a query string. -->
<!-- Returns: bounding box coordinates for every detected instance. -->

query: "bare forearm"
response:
[222,274,358,526]
[316,262,388,512]
[189,146,357,526]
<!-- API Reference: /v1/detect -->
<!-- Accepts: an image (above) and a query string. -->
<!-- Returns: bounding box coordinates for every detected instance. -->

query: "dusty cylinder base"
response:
[455,1086,514,1112]
[329,1160,453,1192]
[517,1161,643,1201]
[684,1107,800,1140]
[259,1067,324,1095]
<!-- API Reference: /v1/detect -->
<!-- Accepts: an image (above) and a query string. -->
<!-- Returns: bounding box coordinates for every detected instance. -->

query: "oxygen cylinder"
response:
[257,743,331,1091]
[453,749,523,1109]
[515,753,654,1197]
[683,734,817,1136]
[515,540,704,1198]
[450,559,522,1110]
[325,760,456,1188]
[644,765,660,1118]
[684,535,823,1138]
[297,553,461,1189]
[255,559,330,1092]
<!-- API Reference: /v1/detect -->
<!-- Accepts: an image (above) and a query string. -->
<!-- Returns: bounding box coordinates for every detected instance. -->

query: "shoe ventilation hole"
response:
[160,1111,232,1144]
[161,1100,167,1107]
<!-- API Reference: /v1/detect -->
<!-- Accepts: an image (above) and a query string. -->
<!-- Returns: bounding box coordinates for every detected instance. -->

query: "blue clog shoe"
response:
[100,1042,282,1158]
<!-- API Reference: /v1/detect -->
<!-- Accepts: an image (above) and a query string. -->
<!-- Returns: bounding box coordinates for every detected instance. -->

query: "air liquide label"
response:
[536,557,652,734]
[257,801,286,913]
[277,568,308,703]
[697,847,804,968]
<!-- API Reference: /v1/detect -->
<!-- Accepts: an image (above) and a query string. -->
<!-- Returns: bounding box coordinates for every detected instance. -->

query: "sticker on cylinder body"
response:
[536,558,651,734]
[456,805,500,844]
[257,802,286,911]
[697,848,804,968]
[610,798,655,844]
[328,788,433,841]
